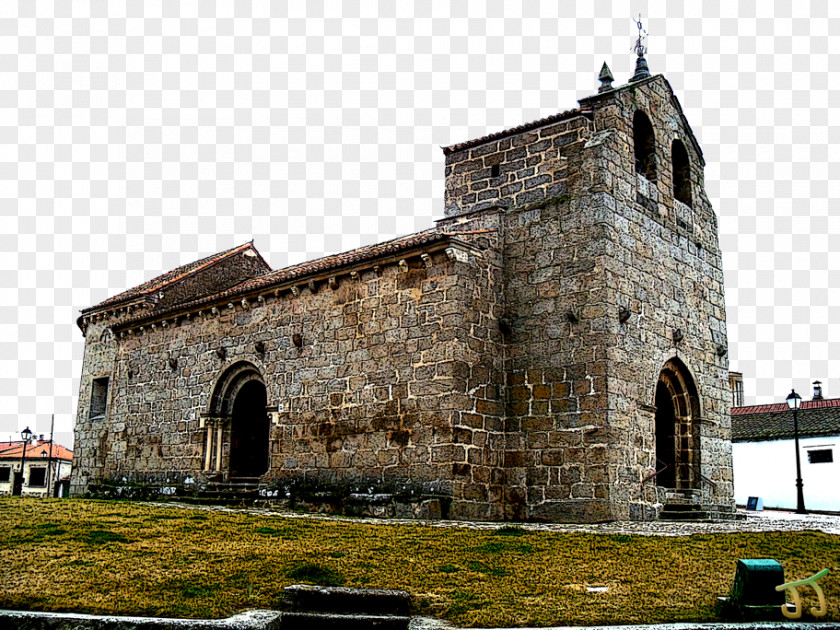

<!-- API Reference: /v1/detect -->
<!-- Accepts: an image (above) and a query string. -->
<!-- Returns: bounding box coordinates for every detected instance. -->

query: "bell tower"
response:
[439,25,735,521]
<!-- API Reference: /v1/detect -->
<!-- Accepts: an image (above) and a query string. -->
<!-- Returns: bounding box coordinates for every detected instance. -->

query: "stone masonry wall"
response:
[72,245,507,519]
[444,114,591,218]
[581,77,733,515]
[74,73,734,522]
[71,322,119,495]
[439,75,733,522]
[154,247,268,310]
[442,110,624,522]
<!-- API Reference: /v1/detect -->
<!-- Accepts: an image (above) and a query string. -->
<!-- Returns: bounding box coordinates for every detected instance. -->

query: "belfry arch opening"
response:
[654,358,701,491]
[208,362,270,479]
[633,110,657,181]
[671,138,692,207]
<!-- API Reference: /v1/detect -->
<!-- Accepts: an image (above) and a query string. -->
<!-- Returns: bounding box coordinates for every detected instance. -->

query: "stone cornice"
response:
[108,240,480,338]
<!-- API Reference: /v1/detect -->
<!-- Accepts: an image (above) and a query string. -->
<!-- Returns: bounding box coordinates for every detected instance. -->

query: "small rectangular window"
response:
[490,163,501,178]
[0,467,10,483]
[90,376,110,418]
[28,467,47,487]
[807,449,833,464]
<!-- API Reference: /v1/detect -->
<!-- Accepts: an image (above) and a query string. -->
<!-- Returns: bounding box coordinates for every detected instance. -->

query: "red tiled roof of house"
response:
[0,440,73,461]
[731,398,840,415]
[113,228,465,328]
[442,107,591,155]
[83,241,267,313]
[731,398,840,442]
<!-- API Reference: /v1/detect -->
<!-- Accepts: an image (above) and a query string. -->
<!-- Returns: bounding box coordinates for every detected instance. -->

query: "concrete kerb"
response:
[2,613,839,630]
[458,626,840,630]
[138,503,840,537]
[0,609,283,629]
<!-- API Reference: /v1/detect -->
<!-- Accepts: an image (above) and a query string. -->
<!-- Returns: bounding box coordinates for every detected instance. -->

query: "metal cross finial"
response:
[633,15,648,57]
[629,15,652,82]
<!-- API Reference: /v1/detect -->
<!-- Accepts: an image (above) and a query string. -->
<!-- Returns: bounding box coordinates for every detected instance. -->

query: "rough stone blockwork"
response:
[72,71,734,522]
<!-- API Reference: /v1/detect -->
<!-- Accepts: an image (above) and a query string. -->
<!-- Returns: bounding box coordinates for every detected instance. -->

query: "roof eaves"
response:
[82,241,259,315]
[442,107,593,155]
[112,230,467,330]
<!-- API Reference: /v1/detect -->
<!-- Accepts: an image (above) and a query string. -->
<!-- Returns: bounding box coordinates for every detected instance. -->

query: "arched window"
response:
[633,110,656,181]
[671,139,692,207]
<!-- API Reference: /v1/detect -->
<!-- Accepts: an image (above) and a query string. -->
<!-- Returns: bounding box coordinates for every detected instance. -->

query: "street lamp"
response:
[785,390,807,514]
[17,426,32,496]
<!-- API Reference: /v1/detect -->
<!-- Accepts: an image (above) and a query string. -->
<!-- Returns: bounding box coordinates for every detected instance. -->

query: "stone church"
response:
[72,56,735,522]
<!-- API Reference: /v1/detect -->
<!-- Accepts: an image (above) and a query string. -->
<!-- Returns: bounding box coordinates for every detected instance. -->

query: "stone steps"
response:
[659,502,712,522]
[282,584,411,630]
[658,510,712,521]
[179,478,263,506]
[281,611,411,629]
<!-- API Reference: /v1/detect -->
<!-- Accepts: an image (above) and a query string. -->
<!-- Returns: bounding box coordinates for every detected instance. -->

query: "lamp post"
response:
[785,390,807,514]
[16,426,32,496]
[41,451,48,493]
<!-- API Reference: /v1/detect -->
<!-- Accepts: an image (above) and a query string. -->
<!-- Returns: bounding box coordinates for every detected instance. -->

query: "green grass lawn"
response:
[0,498,837,627]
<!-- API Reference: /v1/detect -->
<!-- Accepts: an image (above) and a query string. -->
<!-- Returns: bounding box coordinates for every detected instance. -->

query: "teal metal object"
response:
[731,559,786,606]
[717,559,786,620]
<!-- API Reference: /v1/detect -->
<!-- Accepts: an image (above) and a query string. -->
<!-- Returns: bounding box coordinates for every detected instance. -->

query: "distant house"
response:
[731,380,839,513]
[0,439,74,498]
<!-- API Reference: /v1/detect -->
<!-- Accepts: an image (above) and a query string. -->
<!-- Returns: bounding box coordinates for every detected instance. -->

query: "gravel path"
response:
[153,503,840,536]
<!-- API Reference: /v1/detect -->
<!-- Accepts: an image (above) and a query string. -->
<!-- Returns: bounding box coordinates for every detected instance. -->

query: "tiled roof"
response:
[114,228,462,328]
[442,107,591,155]
[0,440,73,461]
[731,398,840,442]
[83,241,265,313]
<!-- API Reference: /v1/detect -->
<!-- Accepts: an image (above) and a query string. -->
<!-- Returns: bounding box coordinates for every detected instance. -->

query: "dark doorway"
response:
[229,380,269,477]
[654,381,676,488]
[653,358,701,491]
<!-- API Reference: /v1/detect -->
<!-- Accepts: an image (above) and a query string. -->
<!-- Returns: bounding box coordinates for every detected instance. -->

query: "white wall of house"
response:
[0,460,72,497]
[733,435,839,512]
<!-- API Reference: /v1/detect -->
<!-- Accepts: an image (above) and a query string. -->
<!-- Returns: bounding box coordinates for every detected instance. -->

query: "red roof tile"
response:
[83,241,266,313]
[731,398,840,415]
[0,440,73,461]
[442,107,591,155]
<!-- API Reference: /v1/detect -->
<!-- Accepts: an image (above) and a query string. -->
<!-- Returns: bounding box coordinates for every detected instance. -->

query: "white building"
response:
[0,438,74,498]
[732,381,839,513]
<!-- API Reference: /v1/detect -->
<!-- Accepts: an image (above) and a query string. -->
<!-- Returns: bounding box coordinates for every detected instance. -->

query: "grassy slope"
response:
[0,498,837,627]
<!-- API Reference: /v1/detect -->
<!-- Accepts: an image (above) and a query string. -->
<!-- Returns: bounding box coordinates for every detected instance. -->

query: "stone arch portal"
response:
[206,362,270,478]
[654,358,701,491]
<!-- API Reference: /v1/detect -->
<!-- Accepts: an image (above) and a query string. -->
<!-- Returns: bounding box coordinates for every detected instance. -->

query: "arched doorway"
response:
[229,379,269,477]
[654,358,701,490]
[208,362,270,479]
[654,380,677,488]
